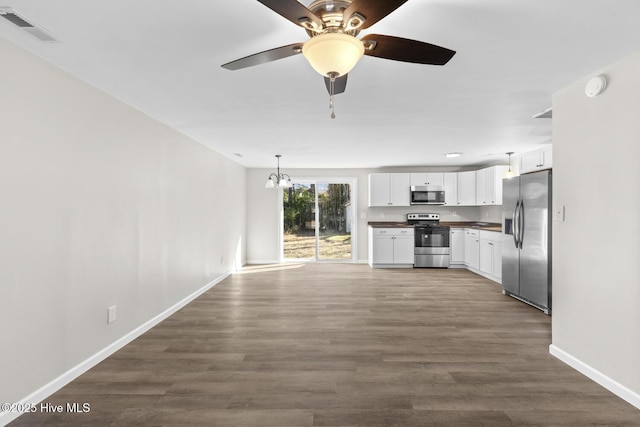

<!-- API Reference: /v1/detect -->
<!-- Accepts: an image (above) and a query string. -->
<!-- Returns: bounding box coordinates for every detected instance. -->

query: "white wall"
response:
[551,51,640,406]
[0,37,246,410]
[246,167,501,264]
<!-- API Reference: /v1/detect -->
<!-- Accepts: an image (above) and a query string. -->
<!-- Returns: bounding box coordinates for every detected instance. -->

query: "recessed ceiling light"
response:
[445,152,462,158]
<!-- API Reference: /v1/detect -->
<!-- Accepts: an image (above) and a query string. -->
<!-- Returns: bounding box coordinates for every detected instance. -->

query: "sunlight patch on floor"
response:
[234,263,306,274]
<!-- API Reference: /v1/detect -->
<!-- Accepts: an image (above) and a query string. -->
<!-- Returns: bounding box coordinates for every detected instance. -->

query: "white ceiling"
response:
[2,1,639,169]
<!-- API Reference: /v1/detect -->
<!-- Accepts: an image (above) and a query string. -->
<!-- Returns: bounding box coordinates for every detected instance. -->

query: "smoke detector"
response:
[585,75,607,98]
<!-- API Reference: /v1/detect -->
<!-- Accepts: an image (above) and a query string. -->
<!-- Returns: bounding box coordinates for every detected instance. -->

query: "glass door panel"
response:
[318,183,352,260]
[283,183,316,260]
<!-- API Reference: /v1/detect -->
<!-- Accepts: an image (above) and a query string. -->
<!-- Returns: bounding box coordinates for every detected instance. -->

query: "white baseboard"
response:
[465,265,502,285]
[246,259,369,265]
[0,273,230,427]
[246,259,280,265]
[549,344,640,410]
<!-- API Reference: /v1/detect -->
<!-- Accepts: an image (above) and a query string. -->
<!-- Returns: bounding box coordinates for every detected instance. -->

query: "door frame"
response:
[280,176,357,263]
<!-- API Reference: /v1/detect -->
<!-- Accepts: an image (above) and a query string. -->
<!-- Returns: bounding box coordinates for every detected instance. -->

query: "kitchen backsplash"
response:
[366,205,502,224]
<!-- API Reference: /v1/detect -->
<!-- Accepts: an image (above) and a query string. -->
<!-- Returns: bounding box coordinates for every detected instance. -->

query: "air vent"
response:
[0,7,59,42]
[532,107,552,119]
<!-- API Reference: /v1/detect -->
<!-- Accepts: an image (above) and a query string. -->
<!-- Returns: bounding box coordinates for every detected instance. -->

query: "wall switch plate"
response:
[107,305,117,324]
[554,205,565,222]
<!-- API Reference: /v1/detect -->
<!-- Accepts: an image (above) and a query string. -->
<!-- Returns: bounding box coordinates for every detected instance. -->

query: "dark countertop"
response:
[368,221,502,232]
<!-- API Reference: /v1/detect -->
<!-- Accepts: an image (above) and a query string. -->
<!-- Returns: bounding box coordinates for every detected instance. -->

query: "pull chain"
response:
[328,72,338,119]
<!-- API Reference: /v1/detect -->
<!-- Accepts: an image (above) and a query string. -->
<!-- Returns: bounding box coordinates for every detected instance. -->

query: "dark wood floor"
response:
[10,264,640,426]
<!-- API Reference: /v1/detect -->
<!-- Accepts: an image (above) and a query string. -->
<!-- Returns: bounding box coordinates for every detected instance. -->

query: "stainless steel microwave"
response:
[410,186,445,205]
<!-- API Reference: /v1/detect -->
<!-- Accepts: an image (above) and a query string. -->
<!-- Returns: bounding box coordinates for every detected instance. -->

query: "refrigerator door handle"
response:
[513,200,520,248]
[518,200,525,249]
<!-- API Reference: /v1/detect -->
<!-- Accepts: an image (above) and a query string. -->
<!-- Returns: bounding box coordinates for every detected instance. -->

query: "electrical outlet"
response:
[554,205,565,222]
[379,212,385,218]
[107,305,117,324]
[452,211,458,217]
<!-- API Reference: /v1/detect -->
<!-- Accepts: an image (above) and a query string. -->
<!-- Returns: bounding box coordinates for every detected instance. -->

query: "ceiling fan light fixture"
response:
[302,32,364,77]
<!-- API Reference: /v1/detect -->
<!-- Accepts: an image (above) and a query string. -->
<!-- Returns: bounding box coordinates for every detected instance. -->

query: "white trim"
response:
[465,265,502,285]
[0,273,230,427]
[549,344,640,410]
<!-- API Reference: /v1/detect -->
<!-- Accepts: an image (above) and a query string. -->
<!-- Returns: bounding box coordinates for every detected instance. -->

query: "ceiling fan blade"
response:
[361,34,456,65]
[343,0,408,30]
[257,0,323,29]
[324,74,348,95]
[221,43,303,70]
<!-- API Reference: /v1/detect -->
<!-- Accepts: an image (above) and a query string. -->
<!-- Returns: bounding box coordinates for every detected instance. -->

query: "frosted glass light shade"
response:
[279,178,289,188]
[302,33,364,77]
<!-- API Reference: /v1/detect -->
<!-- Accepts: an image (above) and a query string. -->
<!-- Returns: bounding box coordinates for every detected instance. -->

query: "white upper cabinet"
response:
[410,172,444,187]
[371,166,512,208]
[456,171,476,206]
[368,173,411,207]
[476,165,508,205]
[389,174,411,206]
[443,173,458,206]
[520,145,553,174]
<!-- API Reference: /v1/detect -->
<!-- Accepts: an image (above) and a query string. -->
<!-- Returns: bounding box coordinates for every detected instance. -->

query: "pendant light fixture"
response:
[504,152,515,179]
[265,155,292,189]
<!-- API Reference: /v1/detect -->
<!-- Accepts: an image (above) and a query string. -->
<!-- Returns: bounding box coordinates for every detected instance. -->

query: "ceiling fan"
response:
[221,0,456,118]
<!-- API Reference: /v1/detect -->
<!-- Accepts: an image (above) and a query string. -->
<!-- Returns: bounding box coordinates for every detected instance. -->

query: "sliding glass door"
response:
[282,179,354,262]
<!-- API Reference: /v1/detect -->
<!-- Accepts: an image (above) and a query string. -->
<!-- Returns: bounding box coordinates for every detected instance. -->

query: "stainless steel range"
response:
[407,213,450,268]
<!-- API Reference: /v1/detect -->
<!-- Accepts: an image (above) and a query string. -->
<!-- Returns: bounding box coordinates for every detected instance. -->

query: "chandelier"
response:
[265,155,292,188]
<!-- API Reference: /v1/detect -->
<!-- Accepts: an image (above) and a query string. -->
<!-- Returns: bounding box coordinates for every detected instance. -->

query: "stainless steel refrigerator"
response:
[502,170,552,314]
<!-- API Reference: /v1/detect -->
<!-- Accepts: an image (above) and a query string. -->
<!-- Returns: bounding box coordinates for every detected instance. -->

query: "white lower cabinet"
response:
[369,226,503,283]
[459,228,502,284]
[479,230,502,282]
[368,227,414,268]
[464,229,480,269]
[450,228,465,265]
